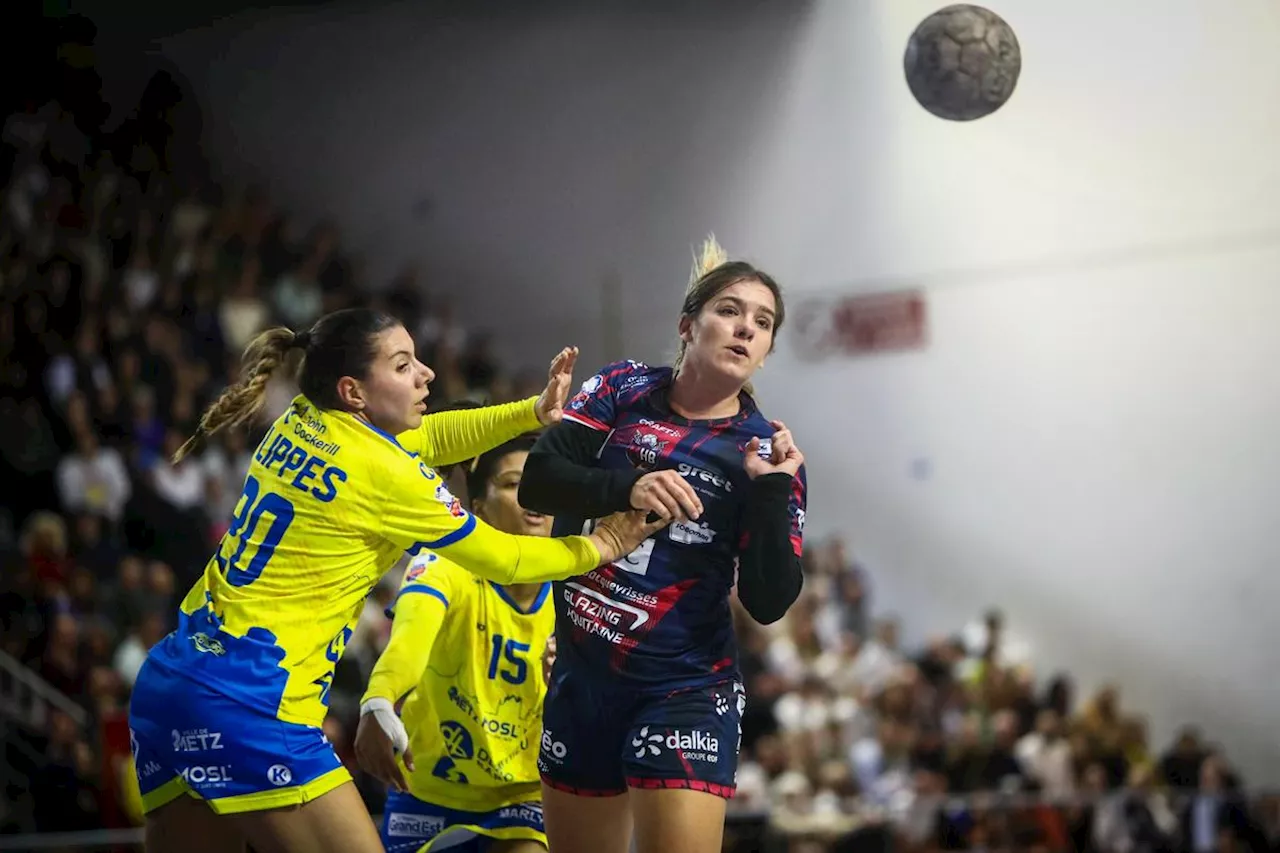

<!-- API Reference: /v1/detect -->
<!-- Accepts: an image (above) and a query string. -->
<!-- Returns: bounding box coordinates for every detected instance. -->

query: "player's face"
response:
[683,278,777,384]
[360,324,435,434]
[473,450,552,537]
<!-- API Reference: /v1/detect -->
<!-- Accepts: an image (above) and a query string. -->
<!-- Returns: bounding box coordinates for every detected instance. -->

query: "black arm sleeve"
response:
[519,420,644,518]
[736,472,804,625]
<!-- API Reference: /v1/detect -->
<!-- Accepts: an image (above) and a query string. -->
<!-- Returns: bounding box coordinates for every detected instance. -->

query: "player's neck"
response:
[669,365,742,420]
[502,582,543,610]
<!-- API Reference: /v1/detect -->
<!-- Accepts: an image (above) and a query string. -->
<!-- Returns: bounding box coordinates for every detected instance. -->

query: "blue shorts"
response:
[538,673,744,799]
[128,657,349,815]
[380,790,546,853]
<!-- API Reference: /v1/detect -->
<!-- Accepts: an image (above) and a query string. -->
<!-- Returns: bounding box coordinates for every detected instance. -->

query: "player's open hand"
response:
[534,346,579,426]
[743,420,804,480]
[355,698,414,793]
[629,470,704,522]
[589,509,669,565]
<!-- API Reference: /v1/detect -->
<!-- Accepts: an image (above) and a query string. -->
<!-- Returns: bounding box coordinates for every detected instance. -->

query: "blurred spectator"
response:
[1180,755,1256,853]
[55,428,130,522]
[1017,709,1075,798]
[112,611,168,687]
[847,617,904,699]
[1161,726,1210,790]
[30,709,100,832]
[20,510,71,589]
[39,613,85,701]
[963,607,1033,672]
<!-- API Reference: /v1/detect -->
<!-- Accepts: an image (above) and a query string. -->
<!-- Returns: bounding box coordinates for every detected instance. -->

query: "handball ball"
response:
[904,4,1021,121]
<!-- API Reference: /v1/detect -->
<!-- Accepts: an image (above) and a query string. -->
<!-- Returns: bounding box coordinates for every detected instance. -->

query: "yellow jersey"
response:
[147,396,599,728]
[364,553,554,811]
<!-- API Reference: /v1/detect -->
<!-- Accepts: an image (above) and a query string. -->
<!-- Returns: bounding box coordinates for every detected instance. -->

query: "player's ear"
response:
[335,375,365,411]
[677,314,693,344]
[470,496,488,522]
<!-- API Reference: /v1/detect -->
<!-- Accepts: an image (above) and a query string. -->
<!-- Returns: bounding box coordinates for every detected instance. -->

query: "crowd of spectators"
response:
[724,540,1275,852]
[1,14,1273,853]
[0,14,532,838]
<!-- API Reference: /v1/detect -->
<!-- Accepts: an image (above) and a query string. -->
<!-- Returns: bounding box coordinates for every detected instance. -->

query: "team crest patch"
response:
[434,482,466,518]
[617,420,690,470]
[407,553,438,581]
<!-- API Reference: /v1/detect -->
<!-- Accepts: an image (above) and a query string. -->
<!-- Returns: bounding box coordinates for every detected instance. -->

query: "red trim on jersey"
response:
[562,411,610,432]
[788,474,806,557]
[625,777,737,799]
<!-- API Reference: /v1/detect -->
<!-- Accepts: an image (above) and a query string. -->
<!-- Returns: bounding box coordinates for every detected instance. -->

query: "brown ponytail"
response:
[172,327,301,463]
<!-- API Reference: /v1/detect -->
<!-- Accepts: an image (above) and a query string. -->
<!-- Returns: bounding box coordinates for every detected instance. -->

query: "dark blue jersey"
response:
[550,359,807,691]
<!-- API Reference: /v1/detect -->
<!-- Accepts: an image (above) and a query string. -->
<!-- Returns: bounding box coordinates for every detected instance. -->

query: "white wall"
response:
[746,0,1280,782]
[163,0,1280,780]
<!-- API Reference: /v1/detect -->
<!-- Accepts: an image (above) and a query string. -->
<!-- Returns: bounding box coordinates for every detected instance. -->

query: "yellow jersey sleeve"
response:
[363,554,455,703]
[379,455,601,584]
[397,397,543,465]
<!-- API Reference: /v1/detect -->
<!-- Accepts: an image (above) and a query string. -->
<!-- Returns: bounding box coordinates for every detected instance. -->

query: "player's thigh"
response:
[144,794,246,853]
[629,786,727,853]
[622,681,742,853]
[540,783,633,853]
[486,839,548,853]
[231,780,382,853]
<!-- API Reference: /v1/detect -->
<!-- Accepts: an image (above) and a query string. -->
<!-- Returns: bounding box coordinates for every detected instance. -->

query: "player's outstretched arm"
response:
[380,458,663,584]
[402,346,579,465]
[408,397,542,466]
[523,420,704,524]
[521,420,644,518]
[521,359,705,522]
[431,507,665,584]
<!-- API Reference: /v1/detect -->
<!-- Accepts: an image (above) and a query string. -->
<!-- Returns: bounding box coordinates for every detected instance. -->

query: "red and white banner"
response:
[791,289,927,360]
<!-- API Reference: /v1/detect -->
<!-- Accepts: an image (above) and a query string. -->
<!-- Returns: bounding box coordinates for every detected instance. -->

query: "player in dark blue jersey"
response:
[518,237,807,853]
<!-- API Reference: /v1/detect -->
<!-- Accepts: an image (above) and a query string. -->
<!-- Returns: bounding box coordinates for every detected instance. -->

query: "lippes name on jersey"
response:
[255,410,351,503]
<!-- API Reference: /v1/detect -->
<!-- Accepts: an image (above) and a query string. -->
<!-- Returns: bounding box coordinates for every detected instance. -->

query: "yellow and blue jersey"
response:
[130,395,602,817]
[366,552,554,813]
[145,395,598,729]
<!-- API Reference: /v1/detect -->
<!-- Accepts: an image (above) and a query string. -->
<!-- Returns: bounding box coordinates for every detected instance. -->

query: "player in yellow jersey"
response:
[127,308,664,853]
[355,433,554,853]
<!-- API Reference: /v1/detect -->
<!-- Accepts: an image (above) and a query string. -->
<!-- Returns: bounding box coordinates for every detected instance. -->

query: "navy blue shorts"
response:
[538,673,744,799]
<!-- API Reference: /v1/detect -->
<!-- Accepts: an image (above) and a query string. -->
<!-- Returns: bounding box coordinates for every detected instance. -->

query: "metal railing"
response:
[0,648,88,731]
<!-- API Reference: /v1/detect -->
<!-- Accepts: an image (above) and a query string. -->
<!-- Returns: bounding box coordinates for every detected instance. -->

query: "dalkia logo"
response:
[632,727,720,757]
[664,729,720,753]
